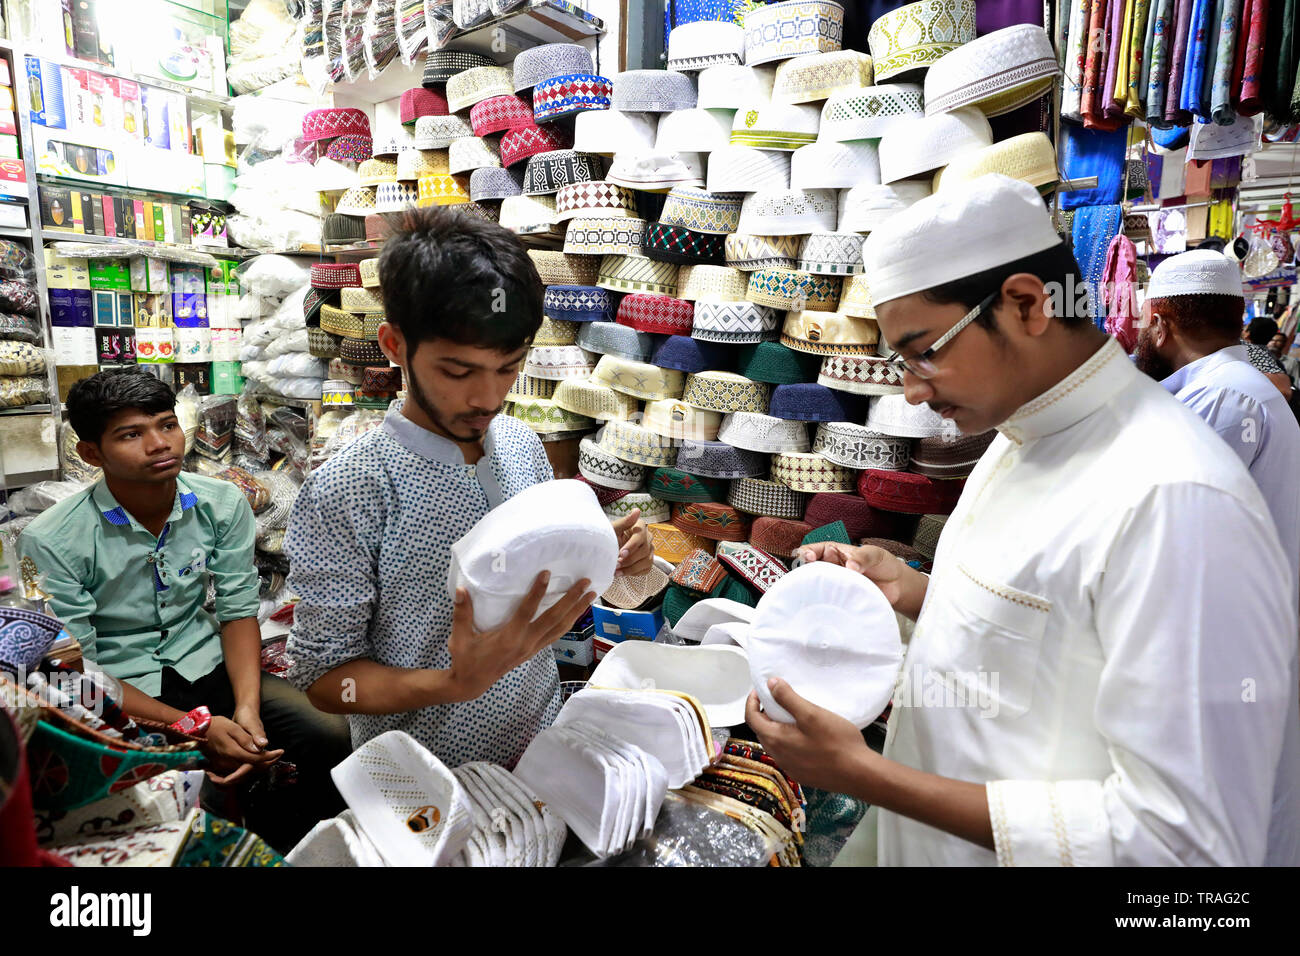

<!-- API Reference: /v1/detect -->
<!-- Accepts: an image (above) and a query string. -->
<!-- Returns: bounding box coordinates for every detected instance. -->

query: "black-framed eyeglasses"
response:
[888,291,999,379]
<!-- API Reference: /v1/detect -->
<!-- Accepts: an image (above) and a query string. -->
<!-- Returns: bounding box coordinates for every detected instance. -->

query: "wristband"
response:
[170,705,212,738]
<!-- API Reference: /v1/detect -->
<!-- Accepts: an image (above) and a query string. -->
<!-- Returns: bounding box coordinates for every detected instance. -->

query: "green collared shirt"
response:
[18,472,261,696]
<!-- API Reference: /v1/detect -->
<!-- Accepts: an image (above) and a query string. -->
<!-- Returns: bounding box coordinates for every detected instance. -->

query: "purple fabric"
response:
[1165,0,1195,122]
[975,0,1044,33]
[1102,0,1127,118]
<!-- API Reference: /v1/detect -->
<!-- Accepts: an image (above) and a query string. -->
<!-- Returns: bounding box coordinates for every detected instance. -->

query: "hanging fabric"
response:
[1210,0,1242,123]
[1063,0,1094,121]
[1103,0,1130,120]
[1126,0,1153,116]
[1072,204,1125,326]
[1101,233,1140,351]
[1146,0,1176,125]
[1232,0,1268,115]
[1165,0,1195,125]
[1180,0,1215,118]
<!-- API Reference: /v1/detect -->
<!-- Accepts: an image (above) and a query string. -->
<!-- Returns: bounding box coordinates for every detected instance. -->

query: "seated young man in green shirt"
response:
[19,370,350,851]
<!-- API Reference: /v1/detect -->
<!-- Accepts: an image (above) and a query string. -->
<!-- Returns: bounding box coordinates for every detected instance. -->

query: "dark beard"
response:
[404,364,500,442]
[1133,332,1175,381]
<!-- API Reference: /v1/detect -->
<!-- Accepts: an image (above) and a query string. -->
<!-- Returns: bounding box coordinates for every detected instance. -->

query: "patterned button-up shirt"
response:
[284,402,561,768]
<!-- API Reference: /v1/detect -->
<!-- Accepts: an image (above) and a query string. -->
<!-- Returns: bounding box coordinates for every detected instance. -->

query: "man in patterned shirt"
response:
[285,207,653,768]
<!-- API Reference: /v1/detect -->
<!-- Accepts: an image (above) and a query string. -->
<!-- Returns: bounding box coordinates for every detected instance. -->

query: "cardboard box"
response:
[173,362,211,394]
[26,58,68,129]
[590,603,665,643]
[0,135,18,159]
[52,326,97,365]
[211,361,244,395]
[89,258,130,291]
[100,194,116,237]
[49,288,93,327]
[554,633,595,667]
[95,327,134,363]
[593,636,616,662]
[117,196,136,238]
[39,185,76,231]
[78,191,98,235]
[44,250,90,289]
[92,289,116,326]
[0,159,25,199]
[170,264,207,327]
[115,291,134,327]
[132,292,171,328]
[129,256,168,292]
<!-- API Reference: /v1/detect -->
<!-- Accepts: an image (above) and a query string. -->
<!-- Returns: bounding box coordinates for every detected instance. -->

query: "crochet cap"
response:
[856,469,965,514]
[728,477,810,520]
[649,468,729,504]
[671,501,752,543]
[738,340,823,384]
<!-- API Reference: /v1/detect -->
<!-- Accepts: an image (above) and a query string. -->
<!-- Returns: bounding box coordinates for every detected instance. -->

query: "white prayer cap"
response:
[1147,249,1244,300]
[862,173,1062,306]
[589,641,752,727]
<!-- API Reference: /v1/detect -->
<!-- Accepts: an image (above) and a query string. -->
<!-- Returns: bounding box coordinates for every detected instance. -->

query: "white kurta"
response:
[878,338,1300,866]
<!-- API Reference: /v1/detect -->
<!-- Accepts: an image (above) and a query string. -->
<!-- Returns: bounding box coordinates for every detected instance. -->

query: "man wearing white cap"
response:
[1135,248,1300,601]
[747,174,1300,866]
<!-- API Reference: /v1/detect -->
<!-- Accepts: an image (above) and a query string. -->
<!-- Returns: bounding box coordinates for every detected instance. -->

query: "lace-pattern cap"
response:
[724,233,803,271]
[579,436,648,490]
[682,370,772,414]
[817,354,907,395]
[867,0,976,81]
[513,43,595,91]
[611,70,699,112]
[600,419,683,467]
[469,166,523,201]
[932,131,1059,194]
[746,268,840,312]
[577,321,659,362]
[738,188,837,235]
[658,187,744,237]
[743,1,846,67]
[448,137,502,175]
[677,264,749,303]
[697,65,777,109]
[819,84,924,142]
[773,50,874,104]
[677,439,770,479]
[335,184,377,216]
[717,411,811,454]
[798,231,866,275]
[446,66,515,113]
[866,393,959,439]
[707,145,792,193]
[923,24,1060,118]
[358,157,399,185]
[414,114,476,149]
[813,422,912,470]
[878,108,993,184]
[770,450,856,492]
[728,477,810,519]
[470,94,536,136]
[668,20,746,72]
[533,74,614,122]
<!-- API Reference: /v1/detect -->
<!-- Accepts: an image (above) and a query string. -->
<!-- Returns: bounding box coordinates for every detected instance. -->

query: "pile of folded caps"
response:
[309,261,401,409]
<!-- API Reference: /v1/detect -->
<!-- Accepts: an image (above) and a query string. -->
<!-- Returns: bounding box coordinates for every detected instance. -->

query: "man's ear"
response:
[76,440,104,468]
[1148,312,1168,348]
[377,321,405,367]
[1002,273,1053,337]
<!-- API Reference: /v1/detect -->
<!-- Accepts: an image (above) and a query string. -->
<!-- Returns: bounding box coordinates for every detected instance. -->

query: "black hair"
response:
[66,369,176,444]
[1147,294,1245,340]
[920,241,1092,330]
[1246,316,1280,345]
[376,206,544,356]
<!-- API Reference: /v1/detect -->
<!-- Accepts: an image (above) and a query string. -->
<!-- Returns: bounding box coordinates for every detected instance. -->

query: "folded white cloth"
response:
[590,641,751,728]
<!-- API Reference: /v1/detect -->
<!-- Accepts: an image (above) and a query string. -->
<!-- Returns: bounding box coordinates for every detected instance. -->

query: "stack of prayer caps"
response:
[866,0,975,82]
[449,762,567,866]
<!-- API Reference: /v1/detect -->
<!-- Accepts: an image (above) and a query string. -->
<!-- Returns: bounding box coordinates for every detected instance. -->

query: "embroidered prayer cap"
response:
[335,184,377,216]
[469,166,523,201]
[867,0,975,82]
[416,174,471,207]
[739,340,823,384]
[554,181,639,222]
[400,87,450,126]
[509,397,595,433]
[866,393,958,438]
[612,70,698,112]
[529,250,601,285]
[314,157,362,192]
[863,174,1062,306]
[668,20,746,72]
[448,479,619,629]
[912,513,948,559]
[607,151,705,191]
[447,66,515,113]
[770,450,856,492]
[748,562,901,727]
[923,24,1059,117]
[331,730,473,866]
[533,317,580,346]
[564,216,647,256]
[932,132,1059,195]
[304,286,338,325]
[724,233,802,271]
[856,468,964,514]
[339,336,386,364]
[771,50,874,106]
[325,133,373,162]
[802,352,870,407]
[601,565,671,610]
[656,109,736,153]
[341,286,384,313]
[470,94,536,136]
[372,129,415,157]
[743,0,846,67]
[718,411,810,453]
[308,327,342,358]
[747,268,840,312]
[573,109,659,155]
[670,548,729,593]
[797,232,866,275]
[514,43,595,92]
[738,188,836,235]
[448,137,502,175]
[707,146,792,193]
[578,436,647,489]
[697,65,777,109]
[677,439,768,479]
[682,370,772,414]
[781,310,879,355]
[909,429,996,478]
[553,379,638,421]
[534,74,614,122]
[671,501,752,542]
[802,491,907,539]
[320,304,364,338]
[577,321,659,362]
[837,181,931,234]
[649,467,729,502]
[730,102,820,150]
[523,149,604,196]
[652,334,733,373]
[877,108,993,184]
[813,421,911,470]
[1147,249,1244,299]
[499,123,574,166]
[303,107,370,142]
[322,379,356,406]
[749,517,815,556]
[523,344,598,379]
[500,194,560,233]
[658,186,744,236]
[591,354,685,401]
[415,114,476,149]
[600,419,682,466]
[424,50,496,86]
[596,254,680,296]
[644,222,727,265]
[605,491,671,524]
[397,148,452,181]
[507,371,558,402]
[616,292,694,335]
[789,140,881,192]
[677,264,749,302]
[716,541,788,595]
[358,258,380,288]
[692,300,780,345]
[650,523,715,563]
[358,157,399,186]
[545,284,615,323]
[730,477,809,522]
[311,262,362,289]
[819,84,924,142]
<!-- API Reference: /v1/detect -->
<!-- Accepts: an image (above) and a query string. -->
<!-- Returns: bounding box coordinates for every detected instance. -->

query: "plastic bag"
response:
[425,0,457,49]
[195,394,239,464]
[215,465,272,512]
[236,391,271,469]
[174,384,200,456]
[452,0,493,29]
[254,469,303,538]
[268,352,326,378]
[235,254,310,299]
[0,341,47,376]
[585,792,775,867]
[5,480,91,516]
[270,287,310,331]
[59,422,102,485]
[0,312,41,344]
[397,0,428,63]
[489,0,526,15]
[365,0,400,77]
[0,375,47,407]
[265,328,311,358]
[0,278,38,316]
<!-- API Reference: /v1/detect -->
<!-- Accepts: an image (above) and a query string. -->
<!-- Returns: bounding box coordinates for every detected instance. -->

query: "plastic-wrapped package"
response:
[0,341,47,376]
[254,470,303,539]
[397,0,427,63]
[303,0,326,61]
[453,0,493,29]
[4,479,90,517]
[0,312,41,344]
[268,352,326,379]
[215,466,272,512]
[489,0,526,15]
[0,240,34,278]
[261,375,325,400]
[365,0,400,77]
[194,394,239,464]
[586,792,775,867]
[0,376,47,407]
[425,0,456,49]
[310,407,386,469]
[59,423,102,485]
[174,384,200,456]
[326,0,348,82]
[343,0,373,81]
[270,287,310,331]
[235,392,271,470]
[0,278,38,316]
[232,95,313,153]
[265,328,311,359]
[235,255,310,299]
[227,210,324,254]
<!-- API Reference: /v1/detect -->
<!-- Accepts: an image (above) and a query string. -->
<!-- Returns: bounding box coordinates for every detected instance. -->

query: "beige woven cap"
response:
[770,451,856,492]
[341,287,385,313]
[642,399,723,441]
[447,66,515,113]
[552,378,639,421]
[676,264,749,302]
[591,354,686,401]
[359,258,381,288]
[320,304,365,339]
[397,148,451,180]
[682,370,771,414]
[839,274,877,318]
[358,157,400,185]
[600,420,682,467]
[508,371,559,401]
[773,50,874,104]
[508,397,595,433]
[563,217,648,256]
[932,131,1059,194]
[781,310,880,355]
[529,250,601,285]
[596,254,680,296]
[501,194,560,233]
[601,565,671,610]
[533,317,580,346]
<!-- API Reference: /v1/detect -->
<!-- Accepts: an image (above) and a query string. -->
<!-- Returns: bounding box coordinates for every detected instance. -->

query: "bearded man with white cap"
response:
[1135,248,1300,601]
[746,174,1300,866]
